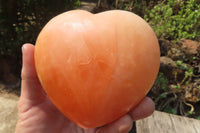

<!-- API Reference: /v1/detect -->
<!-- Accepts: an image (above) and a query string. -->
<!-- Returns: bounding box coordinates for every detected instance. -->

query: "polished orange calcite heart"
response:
[35,10,160,128]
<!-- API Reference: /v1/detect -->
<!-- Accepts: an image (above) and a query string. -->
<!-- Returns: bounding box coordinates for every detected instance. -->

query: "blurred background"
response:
[0,0,200,132]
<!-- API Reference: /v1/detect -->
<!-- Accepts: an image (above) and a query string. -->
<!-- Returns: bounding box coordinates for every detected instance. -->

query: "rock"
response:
[167,47,186,61]
[160,56,187,82]
[160,56,177,80]
[179,39,200,77]
[167,39,200,62]
[160,56,177,68]
[159,39,172,56]
[180,39,200,56]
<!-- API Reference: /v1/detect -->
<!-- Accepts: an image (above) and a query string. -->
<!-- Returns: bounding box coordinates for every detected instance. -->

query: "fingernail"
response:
[22,44,27,53]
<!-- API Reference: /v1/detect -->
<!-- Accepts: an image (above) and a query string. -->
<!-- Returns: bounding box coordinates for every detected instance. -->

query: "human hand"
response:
[15,44,155,133]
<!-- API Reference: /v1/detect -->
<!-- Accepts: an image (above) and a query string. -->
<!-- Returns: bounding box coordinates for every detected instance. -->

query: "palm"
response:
[17,95,96,133]
[15,44,155,133]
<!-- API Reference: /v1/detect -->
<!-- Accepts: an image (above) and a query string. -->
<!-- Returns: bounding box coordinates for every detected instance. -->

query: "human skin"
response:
[15,44,155,133]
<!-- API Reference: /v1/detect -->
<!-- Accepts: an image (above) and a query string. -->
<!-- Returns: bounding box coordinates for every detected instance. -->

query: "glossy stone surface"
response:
[35,10,160,128]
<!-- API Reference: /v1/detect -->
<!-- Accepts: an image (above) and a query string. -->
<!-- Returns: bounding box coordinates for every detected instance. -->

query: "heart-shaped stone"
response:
[35,10,160,128]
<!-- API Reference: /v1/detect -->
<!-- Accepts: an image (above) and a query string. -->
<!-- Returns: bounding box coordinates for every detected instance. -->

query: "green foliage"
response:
[186,110,195,115]
[155,72,169,91]
[108,0,160,17]
[145,0,200,41]
[0,0,80,56]
[154,65,196,116]
[173,84,181,90]
[174,60,194,85]
[175,60,188,70]
[164,106,177,115]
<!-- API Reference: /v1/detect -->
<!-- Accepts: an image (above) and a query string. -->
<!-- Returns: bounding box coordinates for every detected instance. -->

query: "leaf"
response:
[176,60,183,68]
[164,106,177,115]
[166,8,173,17]
[159,93,167,98]
[185,81,189,85]
[187,111,195,115]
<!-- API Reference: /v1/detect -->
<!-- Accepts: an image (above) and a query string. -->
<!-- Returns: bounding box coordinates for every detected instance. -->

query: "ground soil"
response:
[0,88,19,133]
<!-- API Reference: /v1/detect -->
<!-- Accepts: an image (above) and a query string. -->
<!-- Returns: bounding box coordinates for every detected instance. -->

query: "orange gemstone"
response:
[35,10,160,128]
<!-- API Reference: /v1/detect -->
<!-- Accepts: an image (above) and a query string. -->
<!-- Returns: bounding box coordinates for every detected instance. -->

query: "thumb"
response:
[20,44,46,105]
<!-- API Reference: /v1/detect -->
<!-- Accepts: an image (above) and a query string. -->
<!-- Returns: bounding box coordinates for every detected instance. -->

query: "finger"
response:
[20,44,46,103]
[96,97,154,133]
[96,115,133,133]
[128,97,155,121]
